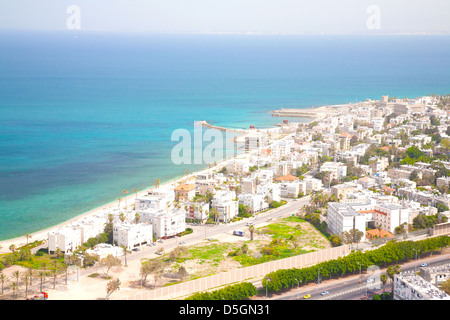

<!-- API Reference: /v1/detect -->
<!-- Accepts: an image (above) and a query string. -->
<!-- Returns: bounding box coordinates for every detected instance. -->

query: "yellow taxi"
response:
[303,294,311,299]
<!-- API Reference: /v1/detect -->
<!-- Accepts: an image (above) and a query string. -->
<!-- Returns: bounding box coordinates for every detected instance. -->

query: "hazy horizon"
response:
[1,0,449,35]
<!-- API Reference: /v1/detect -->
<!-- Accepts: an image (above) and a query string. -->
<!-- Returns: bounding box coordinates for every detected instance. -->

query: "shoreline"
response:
[0,116,312,253]
[0,140,247,253]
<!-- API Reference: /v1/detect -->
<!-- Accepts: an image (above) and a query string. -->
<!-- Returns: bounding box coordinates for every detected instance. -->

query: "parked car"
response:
[420,263,429,267]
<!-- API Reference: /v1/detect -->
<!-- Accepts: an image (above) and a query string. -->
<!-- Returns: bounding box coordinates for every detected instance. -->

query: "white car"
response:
[320,291,329,295]
[367,278,374,283]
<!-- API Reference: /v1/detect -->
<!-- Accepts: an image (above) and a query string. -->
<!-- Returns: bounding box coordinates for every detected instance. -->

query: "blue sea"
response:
[0,30,449,240]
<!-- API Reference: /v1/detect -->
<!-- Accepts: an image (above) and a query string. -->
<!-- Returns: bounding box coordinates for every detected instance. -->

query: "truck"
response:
[27,292,48,300]
[233,230,245,237]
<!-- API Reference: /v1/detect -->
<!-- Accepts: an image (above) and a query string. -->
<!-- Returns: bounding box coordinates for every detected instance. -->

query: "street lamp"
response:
[357,262,361,286]
[294,278,300,298]
[413,248,418,273]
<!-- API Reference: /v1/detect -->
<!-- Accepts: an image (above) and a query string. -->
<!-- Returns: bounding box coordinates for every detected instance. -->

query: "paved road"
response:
[277,252,450,301]
[120,196,311,264]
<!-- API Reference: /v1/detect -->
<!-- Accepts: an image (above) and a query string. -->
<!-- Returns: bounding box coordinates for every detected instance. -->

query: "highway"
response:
[279,252,450,300]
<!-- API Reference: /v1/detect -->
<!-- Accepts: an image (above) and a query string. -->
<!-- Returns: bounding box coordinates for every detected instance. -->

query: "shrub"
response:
[186,282,257,300]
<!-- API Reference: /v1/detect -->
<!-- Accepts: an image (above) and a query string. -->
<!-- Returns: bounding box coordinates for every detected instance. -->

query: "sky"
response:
[0,0,449,34]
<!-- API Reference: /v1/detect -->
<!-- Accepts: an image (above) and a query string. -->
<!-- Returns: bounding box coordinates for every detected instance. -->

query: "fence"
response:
[122,245,350,300]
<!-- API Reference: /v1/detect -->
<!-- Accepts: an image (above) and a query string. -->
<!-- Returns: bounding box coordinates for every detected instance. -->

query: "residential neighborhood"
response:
[2,94,450,301]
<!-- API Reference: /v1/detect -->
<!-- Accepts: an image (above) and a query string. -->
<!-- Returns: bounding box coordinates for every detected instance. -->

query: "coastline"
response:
[0,117,310,253]
[0,143,245,253]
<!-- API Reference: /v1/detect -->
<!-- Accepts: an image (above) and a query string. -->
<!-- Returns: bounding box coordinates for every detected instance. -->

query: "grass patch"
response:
[187,243,236,263]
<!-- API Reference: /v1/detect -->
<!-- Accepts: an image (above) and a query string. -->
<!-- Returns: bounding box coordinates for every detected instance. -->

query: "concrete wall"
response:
[122,245,350,300]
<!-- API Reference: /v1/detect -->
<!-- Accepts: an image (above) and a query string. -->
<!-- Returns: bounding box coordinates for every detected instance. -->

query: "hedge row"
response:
[185,282,258,300]
[262,235,450,293]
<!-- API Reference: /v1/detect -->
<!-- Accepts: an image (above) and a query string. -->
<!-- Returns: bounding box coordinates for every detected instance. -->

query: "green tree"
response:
[386,265,401,297]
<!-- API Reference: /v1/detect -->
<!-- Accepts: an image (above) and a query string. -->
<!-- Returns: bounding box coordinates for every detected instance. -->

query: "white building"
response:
[302,177,323,194]
[256,182,281,202]
[394,272,450,300]
[151,209,186,240]
[85,243,124,260]
[227,158,250,174]
[238,193,269,214]
[135,189,175,211]
[270,140,294,160]
[113,223,153,250]
[327,200,410,241]
[48,227,82,254]
[211,190,239,222]
[241,178,257,194]
[245,133,267,151]
[320,162,347,180]
[185,201,210,223]
[279,182,300,198]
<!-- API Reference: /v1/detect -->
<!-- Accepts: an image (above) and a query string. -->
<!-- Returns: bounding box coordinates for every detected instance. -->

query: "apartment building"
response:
[279,182,300,198]
[151,209,186,239]
[320,162,347,180]
[135,189,175,211]
[184,201,210,223]
[394,272,450,300]
[211,190,239,222]
[48,227,82,254]
[327,200,410,240]
[256,182,281,202]
[238,193,268,214]
[174,183,196,201]
[113,223,153,250]
[331,183,358,200]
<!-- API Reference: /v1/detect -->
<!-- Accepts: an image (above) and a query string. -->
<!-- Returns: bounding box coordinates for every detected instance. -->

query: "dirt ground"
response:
[1,219,330,300]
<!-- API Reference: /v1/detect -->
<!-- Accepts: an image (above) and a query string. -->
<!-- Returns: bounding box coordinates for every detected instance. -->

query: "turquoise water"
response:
[0,31,449,240]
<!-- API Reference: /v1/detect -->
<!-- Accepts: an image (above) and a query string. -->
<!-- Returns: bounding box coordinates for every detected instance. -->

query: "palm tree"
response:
[13,270,20,285]
[248,225,255,241]
[154,178,160,189]
[121,246,130,267]
[0,273,6,295]
[135,212,141,224]
[119,212,126,223]
[9,244,16,253]
[24,233,32,245]
[210,208,220,225]
[380,274,388,300]
[27,268,33,286]
[10,281,18,300]
[387,265,401,298]
[22,273,30,299]
[122,189,129,208]
[38,271,46,292]
[133,188,138,199]
[52,261,58,289]
[117,197,122,209]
